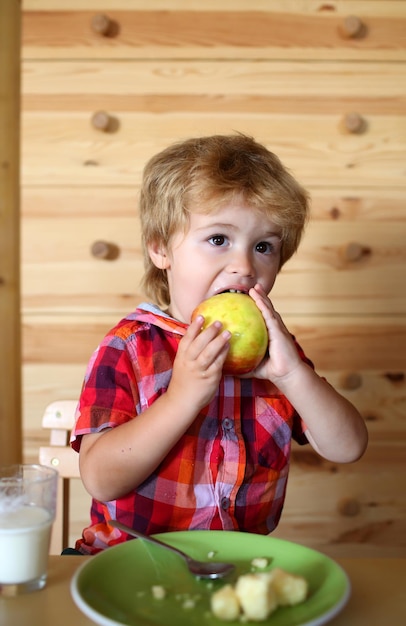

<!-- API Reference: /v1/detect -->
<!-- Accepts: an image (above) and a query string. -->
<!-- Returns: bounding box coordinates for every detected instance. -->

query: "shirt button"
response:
[223,418,233,431]
[221,497,230,510]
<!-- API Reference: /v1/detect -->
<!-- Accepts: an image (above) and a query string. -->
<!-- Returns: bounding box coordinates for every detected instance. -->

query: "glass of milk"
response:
[0,464,58,596]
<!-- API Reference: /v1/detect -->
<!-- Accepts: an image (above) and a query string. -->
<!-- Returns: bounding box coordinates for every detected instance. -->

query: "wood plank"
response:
[0,0,22,464]
[22,9,406,61]
[305,189,406,222]
[286,318,406,372]
[22,316,119,364]
[21,1,406,15]
[22,185,138,218]
[21,113,406,188]
[21,60,406,114]
[22,92,406,117]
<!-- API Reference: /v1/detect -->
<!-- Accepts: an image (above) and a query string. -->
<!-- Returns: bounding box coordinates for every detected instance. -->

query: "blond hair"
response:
[140,133,309,306]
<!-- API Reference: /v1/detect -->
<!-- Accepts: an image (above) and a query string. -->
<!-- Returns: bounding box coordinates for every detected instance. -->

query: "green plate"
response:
[71,531,350,626]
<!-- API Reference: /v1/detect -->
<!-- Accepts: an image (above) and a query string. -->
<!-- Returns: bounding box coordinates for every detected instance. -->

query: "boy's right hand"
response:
[168,315,231,412]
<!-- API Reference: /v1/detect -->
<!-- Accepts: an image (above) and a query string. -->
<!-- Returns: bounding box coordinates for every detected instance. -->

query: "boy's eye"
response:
[209,235,227,246]
[256,241,275,254]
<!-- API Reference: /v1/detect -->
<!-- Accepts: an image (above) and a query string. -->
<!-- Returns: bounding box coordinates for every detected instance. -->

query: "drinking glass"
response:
[0,464,58,596]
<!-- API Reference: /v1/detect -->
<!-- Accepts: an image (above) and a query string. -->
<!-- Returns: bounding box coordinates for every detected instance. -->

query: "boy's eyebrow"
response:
[196,222,282,238]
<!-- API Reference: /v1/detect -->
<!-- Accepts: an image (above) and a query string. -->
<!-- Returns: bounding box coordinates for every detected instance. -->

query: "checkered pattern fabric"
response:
[71,303,311,554]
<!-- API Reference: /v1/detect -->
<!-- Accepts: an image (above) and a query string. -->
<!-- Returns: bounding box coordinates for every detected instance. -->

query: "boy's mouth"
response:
[216,288,249,295]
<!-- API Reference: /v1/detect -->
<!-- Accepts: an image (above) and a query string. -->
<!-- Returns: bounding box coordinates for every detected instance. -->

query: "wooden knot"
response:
[342,242,371,263]
[329,206,341,220]
[337,497,361,517]
[339,15,366,39]
[384,372,405,384]
[91,14,114,36]
[339,372,363,390]
[91,110,113,132]
[91,240,120,260]
[343,112,366,134]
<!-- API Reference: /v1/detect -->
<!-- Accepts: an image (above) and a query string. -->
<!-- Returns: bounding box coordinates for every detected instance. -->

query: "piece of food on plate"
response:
[151,585,166,599]
[210,583,241,621]
[250,557,270,570]
[210,567,308,622]
[235,573,278,621]
[268,567,308,606]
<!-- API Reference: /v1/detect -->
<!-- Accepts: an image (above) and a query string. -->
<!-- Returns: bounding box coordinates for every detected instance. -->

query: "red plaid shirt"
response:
[71,303,311,554]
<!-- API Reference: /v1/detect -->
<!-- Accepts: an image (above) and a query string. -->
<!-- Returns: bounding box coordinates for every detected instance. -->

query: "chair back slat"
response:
[39,400,80,554]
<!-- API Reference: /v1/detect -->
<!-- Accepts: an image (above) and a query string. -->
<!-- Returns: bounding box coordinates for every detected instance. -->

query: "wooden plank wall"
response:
[21,0,406,557]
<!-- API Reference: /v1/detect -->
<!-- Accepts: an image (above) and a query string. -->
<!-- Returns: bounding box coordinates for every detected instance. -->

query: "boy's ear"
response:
[147,241,171,270]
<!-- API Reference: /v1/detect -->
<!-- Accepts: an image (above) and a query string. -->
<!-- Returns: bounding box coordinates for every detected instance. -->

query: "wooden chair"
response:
[39,400,80,555]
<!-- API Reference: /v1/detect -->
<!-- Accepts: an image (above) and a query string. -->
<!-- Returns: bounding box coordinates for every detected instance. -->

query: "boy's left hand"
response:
[245,284,303,383]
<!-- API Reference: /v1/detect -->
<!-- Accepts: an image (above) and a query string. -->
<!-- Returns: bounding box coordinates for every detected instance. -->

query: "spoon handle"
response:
[109,519,190,562]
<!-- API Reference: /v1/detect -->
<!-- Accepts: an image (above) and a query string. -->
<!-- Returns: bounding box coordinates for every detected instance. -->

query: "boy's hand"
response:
[168,316,231,411]
[246,284,303,383]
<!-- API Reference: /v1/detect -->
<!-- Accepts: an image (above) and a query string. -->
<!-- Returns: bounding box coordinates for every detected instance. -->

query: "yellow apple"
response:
[191,292,268,375]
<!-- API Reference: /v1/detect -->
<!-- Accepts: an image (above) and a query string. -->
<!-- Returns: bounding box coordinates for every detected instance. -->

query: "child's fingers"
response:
[248,285,274,318]
[193,329,231,371]
[181,317,230,362]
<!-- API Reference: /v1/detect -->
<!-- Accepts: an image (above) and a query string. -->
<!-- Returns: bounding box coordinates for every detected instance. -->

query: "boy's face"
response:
[149,196,282,323]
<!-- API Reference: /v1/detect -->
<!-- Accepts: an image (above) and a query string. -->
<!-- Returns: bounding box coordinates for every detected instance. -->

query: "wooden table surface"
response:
[1,556,405,625]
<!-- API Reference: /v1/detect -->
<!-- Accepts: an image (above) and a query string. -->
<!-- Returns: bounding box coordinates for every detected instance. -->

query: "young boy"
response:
[71,133,368,555]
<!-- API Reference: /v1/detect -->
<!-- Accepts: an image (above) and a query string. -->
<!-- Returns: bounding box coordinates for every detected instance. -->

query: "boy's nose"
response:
[226,250,255,277]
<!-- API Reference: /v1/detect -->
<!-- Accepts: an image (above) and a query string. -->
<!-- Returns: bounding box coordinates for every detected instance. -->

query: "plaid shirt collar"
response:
[135,302,188,336]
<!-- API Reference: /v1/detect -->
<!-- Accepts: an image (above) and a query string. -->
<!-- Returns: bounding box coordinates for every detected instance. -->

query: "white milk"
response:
[0,505,52,584]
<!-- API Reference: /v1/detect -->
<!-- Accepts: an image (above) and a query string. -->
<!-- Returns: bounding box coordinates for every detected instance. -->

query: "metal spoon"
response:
[109,520,235,580]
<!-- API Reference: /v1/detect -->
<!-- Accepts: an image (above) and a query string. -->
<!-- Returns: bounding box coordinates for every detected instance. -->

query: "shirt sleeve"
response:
[71,335,139,452]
